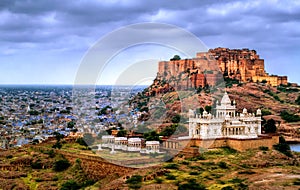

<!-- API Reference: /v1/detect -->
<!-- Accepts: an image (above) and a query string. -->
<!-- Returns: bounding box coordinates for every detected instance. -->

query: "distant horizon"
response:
[0,84,151,87]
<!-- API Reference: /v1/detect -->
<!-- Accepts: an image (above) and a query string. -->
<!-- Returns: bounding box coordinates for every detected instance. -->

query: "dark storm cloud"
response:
[0,0,300,83]
[0,0,299,51]
[0,0,227,44]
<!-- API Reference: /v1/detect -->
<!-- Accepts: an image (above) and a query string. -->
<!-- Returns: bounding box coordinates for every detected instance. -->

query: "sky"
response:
[0,0,300,85]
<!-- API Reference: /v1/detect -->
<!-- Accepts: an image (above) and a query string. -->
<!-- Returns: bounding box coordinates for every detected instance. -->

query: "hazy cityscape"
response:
[0,85,146,148]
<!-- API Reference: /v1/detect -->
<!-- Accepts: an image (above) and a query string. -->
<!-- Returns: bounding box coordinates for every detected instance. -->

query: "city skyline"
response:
[1,0,300,85]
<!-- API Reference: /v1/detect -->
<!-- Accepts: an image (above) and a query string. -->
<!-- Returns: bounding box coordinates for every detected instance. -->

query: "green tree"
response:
[28,110,39,116]
[178,179,206,190]
[264,119,277,133]
[160,124,187,136]
[52,132,64,149]
[296,95,300,105]
[280,111,300,122]
[205,105,212,113]
[261,79,268,84]
[261,109,272,116]
[76,137,88,147]
[126,175,143,189]
[196,107,204,115]
[171,114,181,123]
[98,105,112,115]
[61,180,80,190]
[67,121,75,128]
[144,131,161,141]
[53,159,70,172]
[273,136,292,157]
[117,130,127,137]
[53,132,64,142]
[52,141,62,149]
[170,55,181,61]
[160,125,176,136]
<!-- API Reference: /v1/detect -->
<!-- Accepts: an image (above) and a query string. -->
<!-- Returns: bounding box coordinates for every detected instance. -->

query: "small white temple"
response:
[188,92,262,139]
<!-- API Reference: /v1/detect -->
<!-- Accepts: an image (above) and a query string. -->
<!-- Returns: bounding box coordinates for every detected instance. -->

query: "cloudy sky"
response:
[0,0,299,85]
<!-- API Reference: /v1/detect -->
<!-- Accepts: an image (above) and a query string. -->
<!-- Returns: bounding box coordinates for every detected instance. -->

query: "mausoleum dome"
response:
[221,92,231,105]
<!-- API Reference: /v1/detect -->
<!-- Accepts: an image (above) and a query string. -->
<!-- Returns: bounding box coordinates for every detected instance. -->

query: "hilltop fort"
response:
[155,48,287,92]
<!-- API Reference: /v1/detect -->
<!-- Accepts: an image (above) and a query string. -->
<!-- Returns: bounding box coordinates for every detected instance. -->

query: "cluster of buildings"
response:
[0,86,74,148]
[0,85,145,149]
[100,135,161,154]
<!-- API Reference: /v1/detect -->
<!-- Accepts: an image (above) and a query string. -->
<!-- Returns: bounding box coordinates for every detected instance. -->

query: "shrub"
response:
[261,109,272,116]
[154,177,163,184]
[164,163,179,169]
[52,141,62,149]
[6,155,13,159]
[31,160,43,169]
[53,159,70,172]
[181,161,189,165]
[126,175,143,189]
[221,187,234,190]
[76,137,88,146]
[52,176,59,181]
[296,95,300,105]
[35,178,43,182]
[189,171,199,175]
[218,161,228,169]
[165,174,176,180]
[61,180,80,190]
[211,173,224,178]
[178,179,206,190]
[171,114,181,123]
[186,155,205,161]
[45,149,55,158]
[228,177,244,184]
[293,178,300,185]
[222,146,237,154]
[238,170,256,174]
[273,136,292,157]
[81,179,96,188]
[280,111,300,122]
[259,146,269,151]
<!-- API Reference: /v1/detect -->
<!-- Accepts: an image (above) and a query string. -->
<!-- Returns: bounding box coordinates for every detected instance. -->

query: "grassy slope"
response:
[104,147,300,190]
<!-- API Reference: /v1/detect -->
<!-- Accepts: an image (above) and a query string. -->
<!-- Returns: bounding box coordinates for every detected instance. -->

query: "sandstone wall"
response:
[226,136,279,151]
[164,135,279,155]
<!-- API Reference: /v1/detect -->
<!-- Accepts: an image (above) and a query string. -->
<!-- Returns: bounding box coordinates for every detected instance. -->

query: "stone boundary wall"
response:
[165,135,279,155]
